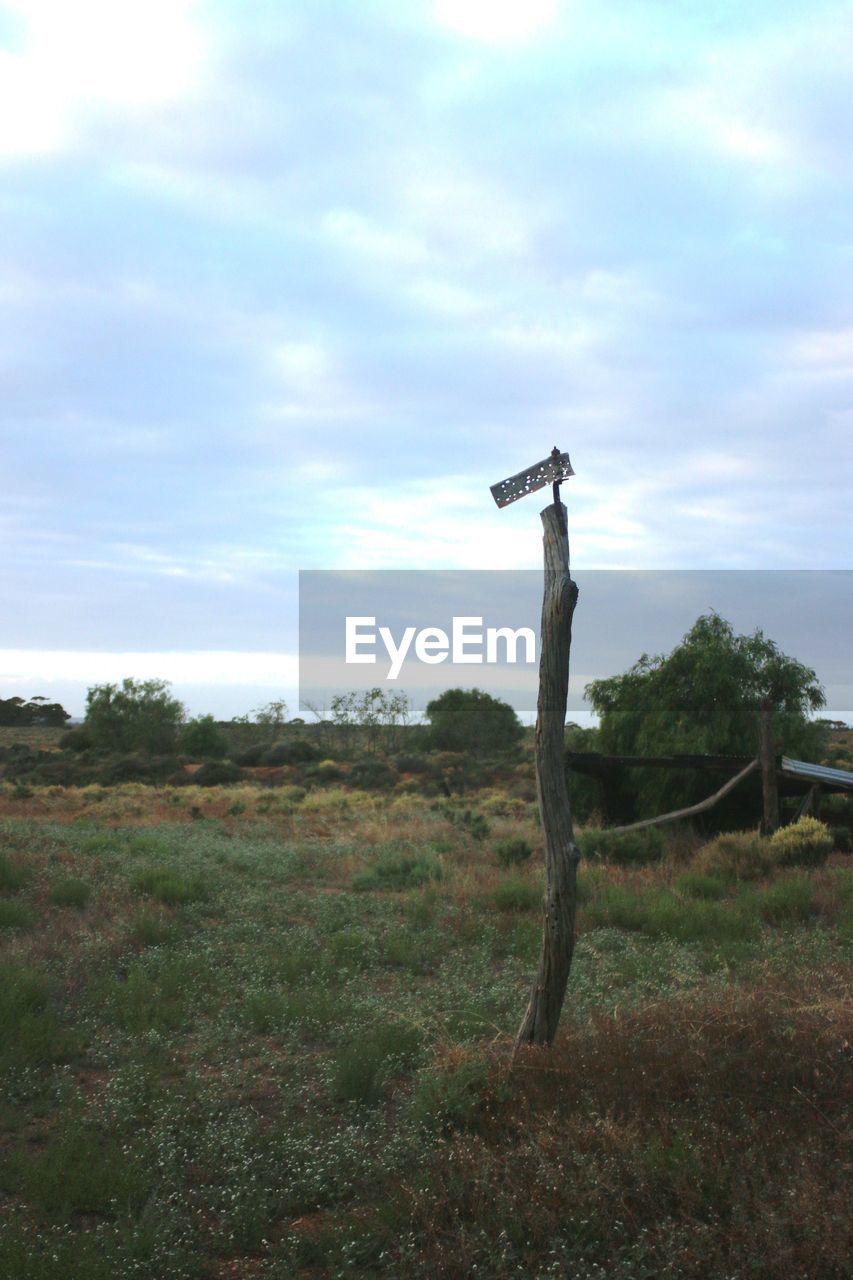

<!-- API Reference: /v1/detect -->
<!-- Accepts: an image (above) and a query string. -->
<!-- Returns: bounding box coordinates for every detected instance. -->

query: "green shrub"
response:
[131,866,207,905]
[128,910,177,947]
[48,878,92,909]
[348,760,398,790]
[331,1020,424,1105]
[306,760,344,785]
[58,725,93,752]
[493,878,541,912]
[0,851,29,894]
[0,965,73,1069]
[759,876,818,925]
[769,817,833,868]
[831,826,851,853]
[410,1056,496,1133]
[327,927,373,970]
[495,837,533,868]
[396,753,429,773]
[261,739,321,766]
[242,990,290,1034]
[177,715,228,760]
[0,899,35,930]
[450,808,490,841]
[22,1119,152,1217]
[693,830,771,881]
[577,826,664,866]
[674,871,727,900]
[193,760,242,787]
[582,885,649,932]
[353,853,443,893]
[644,891,759,944]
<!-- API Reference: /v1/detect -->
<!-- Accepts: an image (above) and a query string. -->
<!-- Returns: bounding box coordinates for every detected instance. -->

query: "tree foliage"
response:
[84,679,185,755]
[0,696,70,727]
[426,687,524,755]
[177,715,228,760]
[585,612,827,821]
[330,687,412,755]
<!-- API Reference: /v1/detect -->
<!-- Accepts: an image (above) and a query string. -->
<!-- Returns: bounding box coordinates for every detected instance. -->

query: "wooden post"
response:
[758,698,780,835]
[516,502,579,1048]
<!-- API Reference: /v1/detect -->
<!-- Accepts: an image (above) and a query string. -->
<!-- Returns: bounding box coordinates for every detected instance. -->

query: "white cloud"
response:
[322,209,430,266]
[0,649,298,688]
[0,0,206,159]
[433,0,558,46]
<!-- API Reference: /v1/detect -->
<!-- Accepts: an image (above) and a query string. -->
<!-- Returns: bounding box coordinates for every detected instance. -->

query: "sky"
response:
[1,0,851,721]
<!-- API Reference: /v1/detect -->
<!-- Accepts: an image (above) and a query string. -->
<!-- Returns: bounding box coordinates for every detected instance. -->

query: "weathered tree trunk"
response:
[516,502,579,1048]
[758,699,780,835]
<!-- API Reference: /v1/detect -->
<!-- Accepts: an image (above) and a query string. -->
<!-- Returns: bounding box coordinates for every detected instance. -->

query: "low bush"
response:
[832,826,851,853]
[305,760,345,785]
[97,754,180,785]
[193,760,243,787]
[693,830,771,881]
[577,825,664,866]
[582,884,649,932]
[674,871,727,900]
[759,876,819,925]
[58,726,93,752]
[769,816,834,868]
[262,739,322,766]
[493,878,541,912]
[353,853,443,893]
[0,965,73,1069]
[395,753,429,774]
[128,910,177,948]
[348,760,398,790]
[410,1055,498,1134]
[331,1020,424,1106]
[177,715,229,760]
[48,878,92,909]
[0,851,29,894]
[0,899,35,930]
[494,837,533,868]
[131,866,207,905]
[441,807,491,840]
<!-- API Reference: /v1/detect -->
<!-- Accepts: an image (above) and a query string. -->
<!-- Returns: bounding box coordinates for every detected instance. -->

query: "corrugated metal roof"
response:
[781,757,853,791]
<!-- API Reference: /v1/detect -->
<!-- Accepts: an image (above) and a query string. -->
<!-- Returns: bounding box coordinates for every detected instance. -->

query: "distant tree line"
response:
[0,696,70,727]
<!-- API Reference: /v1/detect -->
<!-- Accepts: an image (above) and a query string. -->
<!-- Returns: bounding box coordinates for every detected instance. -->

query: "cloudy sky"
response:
[1,0,851,719]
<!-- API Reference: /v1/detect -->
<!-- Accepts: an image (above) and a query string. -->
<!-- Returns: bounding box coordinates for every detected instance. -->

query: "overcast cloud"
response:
[1,0,851,718]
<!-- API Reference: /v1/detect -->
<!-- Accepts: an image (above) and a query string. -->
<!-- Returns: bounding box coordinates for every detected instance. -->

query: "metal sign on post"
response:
[490,446,579,1048]
[489,447,575,509]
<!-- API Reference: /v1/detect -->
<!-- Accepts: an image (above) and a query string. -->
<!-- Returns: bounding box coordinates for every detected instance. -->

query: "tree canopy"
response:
[84,679,185,754]
[584,612,827,820]
[0,696,70,727]
[426,687,524,755]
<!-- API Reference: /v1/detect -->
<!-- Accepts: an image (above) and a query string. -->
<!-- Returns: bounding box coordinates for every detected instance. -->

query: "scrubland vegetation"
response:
[0,772,850,1279]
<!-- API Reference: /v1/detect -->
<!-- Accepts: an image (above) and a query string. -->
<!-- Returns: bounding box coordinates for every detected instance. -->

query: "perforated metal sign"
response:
[490,449,575,508]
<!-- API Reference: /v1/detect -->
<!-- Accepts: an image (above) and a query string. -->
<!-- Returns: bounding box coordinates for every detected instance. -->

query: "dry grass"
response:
[0,779,850,1279]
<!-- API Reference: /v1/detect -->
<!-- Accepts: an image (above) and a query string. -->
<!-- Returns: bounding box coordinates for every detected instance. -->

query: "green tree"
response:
[330,688,412,755]
[0,696,70,727]
[585,612,827,821]
[177,715,228,760]
[84,679,185,755]
[425,687,524,755]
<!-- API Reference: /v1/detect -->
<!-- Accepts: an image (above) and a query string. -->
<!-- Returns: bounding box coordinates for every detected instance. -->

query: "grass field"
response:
[0,781,850,1279]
